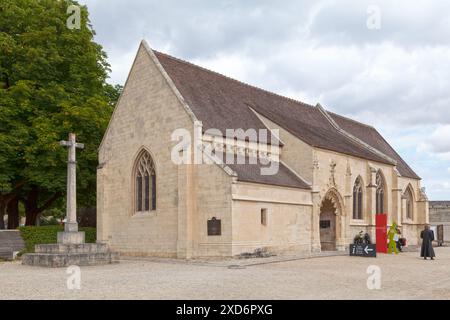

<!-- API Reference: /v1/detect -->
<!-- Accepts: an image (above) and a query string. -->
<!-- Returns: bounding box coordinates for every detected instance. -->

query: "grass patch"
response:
[19,226,96,254]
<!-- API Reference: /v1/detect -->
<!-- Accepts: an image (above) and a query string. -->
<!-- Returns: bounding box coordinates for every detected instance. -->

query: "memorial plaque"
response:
[207,217,221,236]
[349,244,377,257]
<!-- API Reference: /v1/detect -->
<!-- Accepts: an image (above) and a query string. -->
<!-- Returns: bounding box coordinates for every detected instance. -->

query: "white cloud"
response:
[437,153,450,161]
[106,47,139,85]
[426,125,450,153]
[430,181,450,192]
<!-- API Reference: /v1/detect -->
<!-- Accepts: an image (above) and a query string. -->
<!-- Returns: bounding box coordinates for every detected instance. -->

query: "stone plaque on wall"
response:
[207,217,221,236]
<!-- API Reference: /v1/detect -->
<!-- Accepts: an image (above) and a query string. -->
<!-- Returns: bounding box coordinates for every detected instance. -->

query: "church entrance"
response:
[319,197,337,251]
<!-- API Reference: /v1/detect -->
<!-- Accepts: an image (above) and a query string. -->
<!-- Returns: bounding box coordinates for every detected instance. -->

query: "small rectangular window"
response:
[261,209,268,226]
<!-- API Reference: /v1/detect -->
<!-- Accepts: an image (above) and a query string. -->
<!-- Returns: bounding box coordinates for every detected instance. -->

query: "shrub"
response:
[19,226,96,253]
[83,227,96,243]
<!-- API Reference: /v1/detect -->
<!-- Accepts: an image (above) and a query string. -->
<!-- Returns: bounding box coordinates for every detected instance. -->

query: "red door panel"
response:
[376,214,387,253]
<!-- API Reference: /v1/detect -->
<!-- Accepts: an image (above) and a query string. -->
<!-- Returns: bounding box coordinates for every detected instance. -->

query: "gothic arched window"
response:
[376,171,385,214]
[404,187,414,220]
[134,150,156,212]
[353,177,363,219]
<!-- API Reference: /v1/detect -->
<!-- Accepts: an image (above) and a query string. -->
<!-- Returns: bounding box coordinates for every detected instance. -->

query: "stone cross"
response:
[60,133,84,233]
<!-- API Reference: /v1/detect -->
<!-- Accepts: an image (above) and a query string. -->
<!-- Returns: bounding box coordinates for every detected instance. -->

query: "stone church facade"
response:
[97,41,429,258]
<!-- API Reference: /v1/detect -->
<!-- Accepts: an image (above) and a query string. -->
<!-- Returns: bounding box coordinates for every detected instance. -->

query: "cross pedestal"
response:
[57,229,85,244]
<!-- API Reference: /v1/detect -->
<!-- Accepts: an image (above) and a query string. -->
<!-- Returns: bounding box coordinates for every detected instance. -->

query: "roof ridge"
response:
[328,109,420,179]
[373,129,421,179]
[153,50,317,111]
[328,111,375,129]
[316,104,397,165]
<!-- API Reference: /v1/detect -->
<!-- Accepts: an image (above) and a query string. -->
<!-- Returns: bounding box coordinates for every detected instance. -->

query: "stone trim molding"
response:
[202,133,281,163]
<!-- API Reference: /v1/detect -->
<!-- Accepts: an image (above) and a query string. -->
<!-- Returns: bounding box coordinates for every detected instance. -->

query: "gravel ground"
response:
[1,247,449,300]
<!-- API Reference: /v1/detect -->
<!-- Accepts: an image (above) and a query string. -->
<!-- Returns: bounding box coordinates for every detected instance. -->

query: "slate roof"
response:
[228,161,311,189]
[211,153,310,189]
[152,49,420,183]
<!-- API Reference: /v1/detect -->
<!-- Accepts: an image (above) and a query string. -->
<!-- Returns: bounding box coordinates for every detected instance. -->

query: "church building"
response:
[97,40,429,258]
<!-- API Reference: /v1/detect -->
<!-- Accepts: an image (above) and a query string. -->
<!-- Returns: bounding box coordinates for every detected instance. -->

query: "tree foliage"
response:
[0,0,121,226]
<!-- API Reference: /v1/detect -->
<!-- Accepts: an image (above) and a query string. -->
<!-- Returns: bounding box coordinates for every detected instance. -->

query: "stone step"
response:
[22,251,119,268]
[35,243,109,254]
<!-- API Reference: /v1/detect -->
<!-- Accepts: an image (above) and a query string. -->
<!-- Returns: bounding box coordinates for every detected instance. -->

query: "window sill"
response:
[132,211,157,218]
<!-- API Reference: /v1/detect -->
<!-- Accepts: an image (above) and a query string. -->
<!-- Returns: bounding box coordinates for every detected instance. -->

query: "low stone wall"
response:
[430,201,450,223]
[0,230,25,260]
[430,201,450,243]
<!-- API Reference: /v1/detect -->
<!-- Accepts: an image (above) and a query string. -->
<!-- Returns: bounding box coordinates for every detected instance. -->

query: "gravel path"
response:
[1,247,449,300]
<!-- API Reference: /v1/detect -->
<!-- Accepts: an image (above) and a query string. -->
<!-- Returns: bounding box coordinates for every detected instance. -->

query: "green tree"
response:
[0,0,120,227]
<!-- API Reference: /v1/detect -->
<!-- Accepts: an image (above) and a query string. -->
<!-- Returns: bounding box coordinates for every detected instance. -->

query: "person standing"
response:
[420,225,436,260]
[387,223,399,254]
[396,226,403,252]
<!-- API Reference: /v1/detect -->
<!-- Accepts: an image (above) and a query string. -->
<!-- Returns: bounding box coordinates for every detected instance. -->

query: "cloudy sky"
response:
[80,0,450,200]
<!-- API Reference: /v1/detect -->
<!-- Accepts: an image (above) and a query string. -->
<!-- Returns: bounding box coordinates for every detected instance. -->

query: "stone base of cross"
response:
[57,229,85,244]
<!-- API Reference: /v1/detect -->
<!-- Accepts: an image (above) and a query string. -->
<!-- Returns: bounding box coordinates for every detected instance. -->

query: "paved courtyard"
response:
[1,247,449,300]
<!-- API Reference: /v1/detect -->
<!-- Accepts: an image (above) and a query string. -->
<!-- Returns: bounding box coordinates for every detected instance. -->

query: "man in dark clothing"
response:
[421,225,435,260]
[396,226,403,252]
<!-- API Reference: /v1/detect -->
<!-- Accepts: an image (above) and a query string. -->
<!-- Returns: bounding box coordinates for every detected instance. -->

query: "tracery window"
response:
[376,171,385,214]
[353,177,363,219]
[134,150,156,212]
[404,187,414,220]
